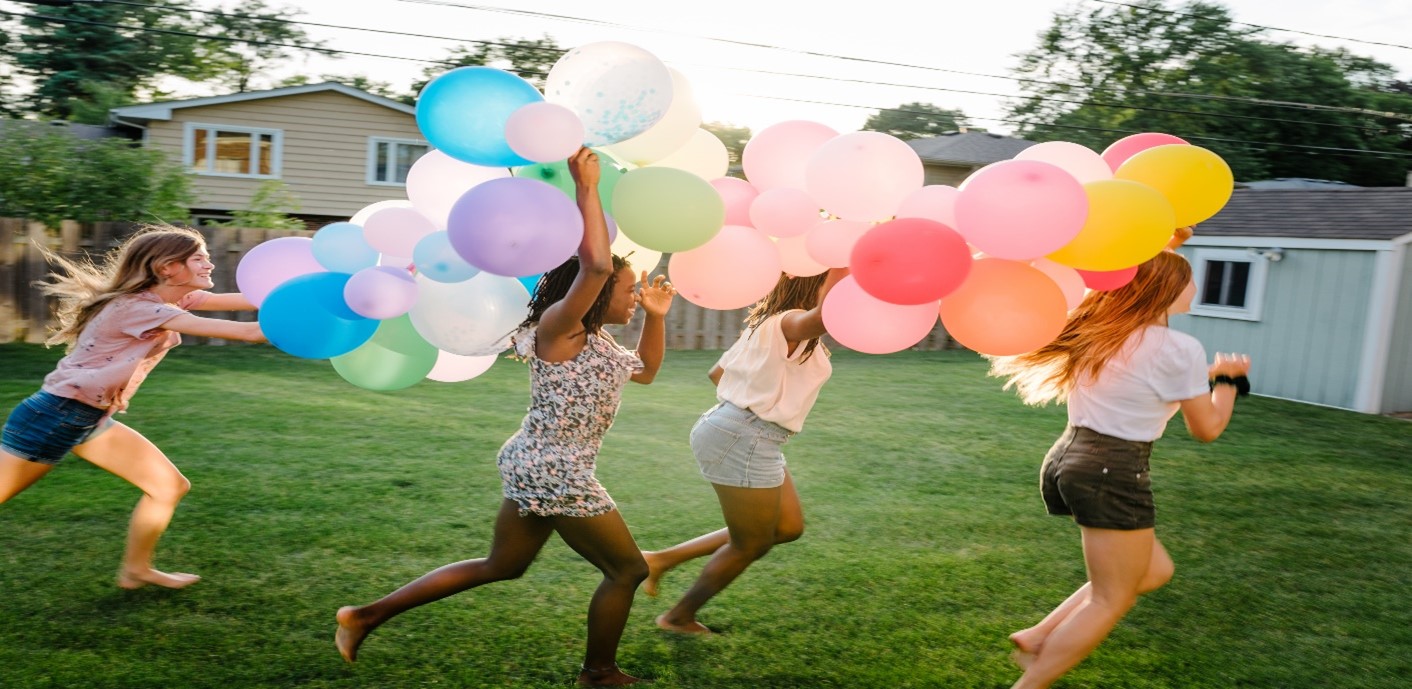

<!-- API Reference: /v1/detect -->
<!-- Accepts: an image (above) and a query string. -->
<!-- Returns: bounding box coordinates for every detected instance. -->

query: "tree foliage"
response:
[407,35,565,102]
[703,121,751,166]
[205,0,329,93]
[1008,0,1412,186]
[863,102,972,140]
[212,180,304,230]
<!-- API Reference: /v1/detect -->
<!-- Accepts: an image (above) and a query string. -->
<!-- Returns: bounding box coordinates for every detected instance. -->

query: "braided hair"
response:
[519,253,631,335]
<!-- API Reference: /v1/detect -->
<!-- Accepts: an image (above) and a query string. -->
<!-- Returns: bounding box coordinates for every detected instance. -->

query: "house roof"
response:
[906,131,1037,166]
[108,82,414,122]
[1196,188,1412,241]
[1237,178,1362,190]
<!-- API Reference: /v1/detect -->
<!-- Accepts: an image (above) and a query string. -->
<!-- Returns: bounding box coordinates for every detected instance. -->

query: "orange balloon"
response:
[939,259,1068,356]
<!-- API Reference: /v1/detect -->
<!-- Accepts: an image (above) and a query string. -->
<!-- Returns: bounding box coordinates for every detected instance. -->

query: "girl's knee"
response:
[1141,560,1174,594]
[775,521,804,544]
[147,476,191,504]
[730,539,775,561]
[609,555,649,585]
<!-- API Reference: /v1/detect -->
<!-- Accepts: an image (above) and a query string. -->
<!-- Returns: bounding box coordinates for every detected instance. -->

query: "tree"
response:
[703,122,751,166]
[407,35,565,103]
[205,0,329,93]
[279,74,402,101]
[212,180,304,230]
[863,102,971,140]
[1007,0,1412,186]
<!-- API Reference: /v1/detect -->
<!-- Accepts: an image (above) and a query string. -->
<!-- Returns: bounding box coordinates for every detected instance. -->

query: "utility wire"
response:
[1089,0,1412,52]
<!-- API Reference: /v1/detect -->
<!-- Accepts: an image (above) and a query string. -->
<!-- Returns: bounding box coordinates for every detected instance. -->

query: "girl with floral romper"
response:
[336,148,677,687]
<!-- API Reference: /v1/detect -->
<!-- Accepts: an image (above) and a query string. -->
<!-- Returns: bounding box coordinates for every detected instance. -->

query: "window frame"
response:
[366,137,431,186]
[1189,247,1269,321]
[182,122,283,179]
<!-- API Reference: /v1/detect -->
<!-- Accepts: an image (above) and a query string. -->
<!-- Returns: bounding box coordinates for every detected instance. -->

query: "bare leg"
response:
[1012,528,1168,689]
[71,423,198,589]
[335,499,554,663]
[0,450,55,503]
[553,509,651,687]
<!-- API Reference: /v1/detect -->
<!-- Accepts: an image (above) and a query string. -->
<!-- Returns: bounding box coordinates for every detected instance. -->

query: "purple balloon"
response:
[344,266,419,320]
[236,236,326,307]
[446,177,584,277]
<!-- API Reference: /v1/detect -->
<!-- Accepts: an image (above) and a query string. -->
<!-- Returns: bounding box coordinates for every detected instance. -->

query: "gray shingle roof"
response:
[907,131,1037,166]
[1196,188,1412,241]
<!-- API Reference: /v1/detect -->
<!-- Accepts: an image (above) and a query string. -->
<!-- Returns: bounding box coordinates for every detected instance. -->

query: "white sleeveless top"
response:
[715,311,832,433]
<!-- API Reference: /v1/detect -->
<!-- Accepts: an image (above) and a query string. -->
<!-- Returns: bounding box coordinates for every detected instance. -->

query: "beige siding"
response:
[922,164,973,187]
[144,91,423,217]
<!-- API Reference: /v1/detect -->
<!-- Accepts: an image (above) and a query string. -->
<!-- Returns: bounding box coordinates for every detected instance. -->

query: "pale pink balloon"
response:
[805,131,924,221]
[954,160,1088,261]
[1100,132,1188,172]
[750,188,821,238]
[741,120,838,192]
[1030,258,1087,310]
[351,200,413,226]
[668,225,781,310]
[711,176,760,227]
[896,185,959,227]
[821,276,939,354]
[426,350,497,383]
[363,206,438,258]
[344,265,419,319]
[1015,141,1112,184]
[506,102,585,164]
[805,218,871,268]
[775,235,828,277]
[405,150,511,229]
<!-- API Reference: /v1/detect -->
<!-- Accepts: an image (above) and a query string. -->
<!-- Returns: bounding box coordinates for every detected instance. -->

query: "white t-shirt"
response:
[1067,326,1210,442]
[714,311,833,433]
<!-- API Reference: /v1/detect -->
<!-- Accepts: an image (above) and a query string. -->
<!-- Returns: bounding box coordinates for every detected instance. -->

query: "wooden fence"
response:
[1,217,958,351]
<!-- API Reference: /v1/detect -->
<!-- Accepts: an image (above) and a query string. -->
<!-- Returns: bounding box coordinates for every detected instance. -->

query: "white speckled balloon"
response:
[545,41,674,147]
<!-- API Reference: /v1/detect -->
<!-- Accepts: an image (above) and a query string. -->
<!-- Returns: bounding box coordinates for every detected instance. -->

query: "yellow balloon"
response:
[1047,180,1176,271]
[1114,144,1233,226]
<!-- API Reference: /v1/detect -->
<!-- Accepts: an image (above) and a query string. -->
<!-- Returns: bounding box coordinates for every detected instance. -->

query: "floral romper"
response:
[497,326,644,518]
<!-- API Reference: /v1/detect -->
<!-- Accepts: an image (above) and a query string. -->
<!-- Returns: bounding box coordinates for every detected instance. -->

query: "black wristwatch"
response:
[1209,374,1250,397]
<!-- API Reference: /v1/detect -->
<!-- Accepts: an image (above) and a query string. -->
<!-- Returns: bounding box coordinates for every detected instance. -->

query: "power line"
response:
[1089,0,1412,52]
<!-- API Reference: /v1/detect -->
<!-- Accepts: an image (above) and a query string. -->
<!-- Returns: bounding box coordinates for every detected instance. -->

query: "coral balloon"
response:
[331,315,438,391]
[750,188,820,238]
[804,219,871,268]
[821,276,939,354]
[1015,141,1112,184]
[1031,258,1086,310]
[939,259,1068,356]
[416,66,542,167]
[235,236,324,307]
[406,150,511,229]
[446,177,584,277]
[1115,144,1233,227]
[805,131,923,221]
[850,218,972,305]
[1046,179,1176,271]
[1077,266,1138,291]
[954,160,1088,261]
[741,120,838,192]
[1101,132,1188,172]
[612,167,724,252]
[711,176,760,227]
[668,225,781,310]
[545,41,674,146]
[505,102,585,163]
[896,185,959,227]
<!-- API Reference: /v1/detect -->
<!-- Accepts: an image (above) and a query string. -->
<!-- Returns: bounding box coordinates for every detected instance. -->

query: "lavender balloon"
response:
[235,236,325,307]
[446,177,584,277]
[344,266,419,320]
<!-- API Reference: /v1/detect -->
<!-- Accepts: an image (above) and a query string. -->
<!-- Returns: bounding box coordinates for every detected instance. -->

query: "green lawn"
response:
[1,343,1409,689]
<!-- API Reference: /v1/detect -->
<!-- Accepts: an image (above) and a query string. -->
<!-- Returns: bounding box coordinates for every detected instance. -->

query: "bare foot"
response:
[1009,630,1043,670]
[642,551,666,597]
[655,613,712,635]
[335,606,372,663]
[577,664,649,686]
[116,568,201,590]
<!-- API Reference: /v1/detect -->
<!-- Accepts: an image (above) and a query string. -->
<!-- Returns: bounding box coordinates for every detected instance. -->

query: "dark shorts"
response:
[1041,426,1156,531]
[1,391,114,465]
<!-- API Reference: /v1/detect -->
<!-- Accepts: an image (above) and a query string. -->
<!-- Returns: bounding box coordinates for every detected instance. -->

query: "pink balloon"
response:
[363,206,438,258]
[749,188,820,238]
[1100,133,1188,172]
[954,160,1088,261]
[850,218,971,305]
[1077,266,1138,291]
[1030,258,1086,309]
[668,225,781,310]
[506,102,585,164]
[896,185,959,227]
[710,176,760,227]
[805,219,871,268]
[805,131,923,221]
[351,200,413,226]
[406,150,511,230]
[822,276,939,354]
[1015,141,1112,184]
[344,266,419,319]
[235,236,325,307]
[741,120,838,192]
[775,235,827,277]
[426,350,497,382]
[939,259,1068,356]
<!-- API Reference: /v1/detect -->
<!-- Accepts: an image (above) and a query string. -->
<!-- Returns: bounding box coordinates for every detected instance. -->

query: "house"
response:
[1170,188,1412,414]
[906,130,1038,186]
[108,82,428,227]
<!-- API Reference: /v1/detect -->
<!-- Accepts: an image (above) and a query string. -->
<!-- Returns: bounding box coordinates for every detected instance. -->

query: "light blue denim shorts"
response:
[690,402,794,489]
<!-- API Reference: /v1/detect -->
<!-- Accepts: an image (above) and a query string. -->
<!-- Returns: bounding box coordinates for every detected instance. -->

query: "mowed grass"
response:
[1,342,1409,689]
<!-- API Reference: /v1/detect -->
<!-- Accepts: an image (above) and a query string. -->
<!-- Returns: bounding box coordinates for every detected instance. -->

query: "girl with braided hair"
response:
[642,267,848,634]
[336,148,676,687]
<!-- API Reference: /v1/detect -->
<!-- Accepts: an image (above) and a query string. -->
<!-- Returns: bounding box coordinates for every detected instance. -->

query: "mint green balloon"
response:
[611,167,725,253]
[511,148,624,209]
[331,315,438,391]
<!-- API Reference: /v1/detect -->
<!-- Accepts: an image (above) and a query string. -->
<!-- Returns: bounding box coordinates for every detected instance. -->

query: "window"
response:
[184,123,281,178]
[368,137,430,185]
[1189,248,1270,321]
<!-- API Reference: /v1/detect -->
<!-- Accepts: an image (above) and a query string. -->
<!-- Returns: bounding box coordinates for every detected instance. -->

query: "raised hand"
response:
[566,147,600,189]
[1167,225,1195,250]
[638,271,676,318]
[1208,352,1251,378]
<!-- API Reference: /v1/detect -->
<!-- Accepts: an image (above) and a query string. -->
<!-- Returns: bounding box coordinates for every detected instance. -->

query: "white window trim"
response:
[1189,247,1269,321]
[366,137,431,186]
[182,122,283,179]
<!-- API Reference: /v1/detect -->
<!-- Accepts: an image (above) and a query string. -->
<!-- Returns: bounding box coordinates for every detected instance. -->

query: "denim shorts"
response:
[1,391,114,465]
[1041,426,1156,531]
[690,402,794,489]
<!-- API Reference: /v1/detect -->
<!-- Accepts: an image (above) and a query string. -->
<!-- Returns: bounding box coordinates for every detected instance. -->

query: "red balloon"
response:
[1076,266,1138,291]
[849,218,972,305]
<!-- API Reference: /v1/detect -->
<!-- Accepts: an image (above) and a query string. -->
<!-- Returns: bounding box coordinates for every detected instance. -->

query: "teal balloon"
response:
[417,67,541,167]
[516,273,543,295]
[512,149,624,210]
[259,272,377,359]
[611,167,725,253]
[330,315,438,391]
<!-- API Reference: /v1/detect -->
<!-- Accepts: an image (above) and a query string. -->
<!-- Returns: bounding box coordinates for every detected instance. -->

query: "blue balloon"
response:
[259,272,378,359]
[417,67,543,167]
[413,231,481,283]
[517,273,543,295]
[312,222,378,273]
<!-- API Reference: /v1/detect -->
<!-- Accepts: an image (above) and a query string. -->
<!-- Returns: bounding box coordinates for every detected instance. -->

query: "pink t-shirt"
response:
[41,290,211,412]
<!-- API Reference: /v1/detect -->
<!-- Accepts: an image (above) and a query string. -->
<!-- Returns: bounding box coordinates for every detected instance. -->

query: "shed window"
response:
[1189,248,1270,321]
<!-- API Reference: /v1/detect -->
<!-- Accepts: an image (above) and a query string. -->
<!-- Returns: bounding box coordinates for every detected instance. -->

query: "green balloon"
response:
[331,315,438,391]
[511,148,624,210]
[610,167,725,253]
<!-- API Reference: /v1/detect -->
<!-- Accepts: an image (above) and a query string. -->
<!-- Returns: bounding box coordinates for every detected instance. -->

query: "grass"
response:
[1,342,1409,689]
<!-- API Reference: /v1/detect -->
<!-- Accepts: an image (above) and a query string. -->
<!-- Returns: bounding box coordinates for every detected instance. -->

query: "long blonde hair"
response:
[989,251,1194,405]
[744,272,830,363]
[37,225,206,349]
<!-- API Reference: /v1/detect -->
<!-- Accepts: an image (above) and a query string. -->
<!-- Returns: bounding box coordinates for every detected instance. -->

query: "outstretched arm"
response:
[536,148,613,357]
[1179,352,1250,442]
[194,293,257,311]
[631,273,676,384]
[161,313,266,342]
[779,267,850,343]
